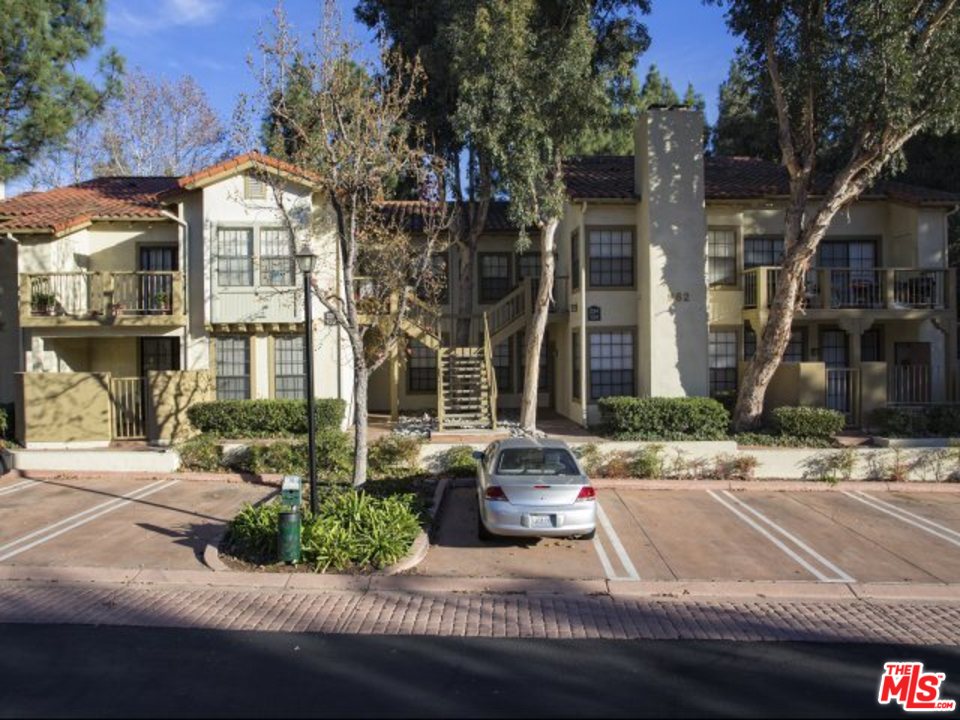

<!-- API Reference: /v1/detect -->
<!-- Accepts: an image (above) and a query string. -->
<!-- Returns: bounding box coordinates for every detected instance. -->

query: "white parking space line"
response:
[596,502,640,581]
[0,480,178,562]
[591,535,619,580]
[708,490,855,583]
[0,480,39,497]
[843,491,960,549]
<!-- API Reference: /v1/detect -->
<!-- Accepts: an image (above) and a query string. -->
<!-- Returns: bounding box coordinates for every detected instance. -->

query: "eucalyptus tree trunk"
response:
[519,216,558,432]
[352,362,369,487]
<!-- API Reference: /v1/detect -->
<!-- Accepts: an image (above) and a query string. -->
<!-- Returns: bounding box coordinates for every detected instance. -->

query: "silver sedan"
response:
[474,438,596,540]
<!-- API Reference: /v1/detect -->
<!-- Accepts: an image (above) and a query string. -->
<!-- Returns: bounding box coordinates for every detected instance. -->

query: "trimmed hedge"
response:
[598,396,730,440]
[229,430,352,477]
[770,407,845,438]
[871,405,960,438]
[187,399,345,437]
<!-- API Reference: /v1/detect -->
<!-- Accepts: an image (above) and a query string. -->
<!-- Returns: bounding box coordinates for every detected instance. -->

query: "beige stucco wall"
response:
[147,369,213,444]
[636,108,709,398]
[16,371,112,445]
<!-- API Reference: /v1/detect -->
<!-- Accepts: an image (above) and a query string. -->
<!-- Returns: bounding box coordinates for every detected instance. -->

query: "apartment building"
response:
[1,109,957,447]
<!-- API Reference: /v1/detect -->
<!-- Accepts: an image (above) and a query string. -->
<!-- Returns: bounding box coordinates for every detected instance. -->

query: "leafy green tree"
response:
[574,64,704,155]
[0,0,121,180]
[712,0,960,430]
[711,51,778,158]
[357,0,650,346]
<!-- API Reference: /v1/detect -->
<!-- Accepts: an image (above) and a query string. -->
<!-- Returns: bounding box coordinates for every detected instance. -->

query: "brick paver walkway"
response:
[2,582,959,644]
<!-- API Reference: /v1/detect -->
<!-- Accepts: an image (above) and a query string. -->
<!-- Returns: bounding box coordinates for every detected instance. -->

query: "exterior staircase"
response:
[439,347,492,429]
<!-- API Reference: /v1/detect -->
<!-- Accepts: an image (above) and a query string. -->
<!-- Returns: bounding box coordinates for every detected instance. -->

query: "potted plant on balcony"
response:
[31,291,57,316]
[152,290,171,313]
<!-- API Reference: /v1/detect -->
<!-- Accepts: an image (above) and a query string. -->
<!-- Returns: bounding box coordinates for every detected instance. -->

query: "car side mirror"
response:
[473,451,484,461]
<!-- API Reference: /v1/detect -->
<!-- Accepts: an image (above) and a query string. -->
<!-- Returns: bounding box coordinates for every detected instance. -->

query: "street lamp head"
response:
[295,243,316,274]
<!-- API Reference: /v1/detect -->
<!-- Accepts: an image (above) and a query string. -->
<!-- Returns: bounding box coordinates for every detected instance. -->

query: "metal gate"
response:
[111,377,146,439]
[825,368,860,426]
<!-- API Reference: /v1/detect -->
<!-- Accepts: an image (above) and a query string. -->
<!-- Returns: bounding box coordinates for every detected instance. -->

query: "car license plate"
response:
[527,514,553,528]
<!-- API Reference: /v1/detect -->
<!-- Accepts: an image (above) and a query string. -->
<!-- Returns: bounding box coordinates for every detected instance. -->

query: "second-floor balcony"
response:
[20,271,185,328]
[743,266,954,314]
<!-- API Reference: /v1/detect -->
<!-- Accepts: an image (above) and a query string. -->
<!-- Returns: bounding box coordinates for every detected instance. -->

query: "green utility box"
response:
[278,475,303,564]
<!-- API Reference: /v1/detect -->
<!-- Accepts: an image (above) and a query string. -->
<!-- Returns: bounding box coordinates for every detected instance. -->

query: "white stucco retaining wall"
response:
[3,448,181,474]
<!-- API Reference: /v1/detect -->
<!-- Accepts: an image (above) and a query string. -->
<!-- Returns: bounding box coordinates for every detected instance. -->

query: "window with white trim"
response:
[274,336,305,399]
[217,228,254,287]
[216,336,251,400]
[479,253,511,303]
[259,228,295,286]
[707,229,737,286]
[407,340,436,392]
[494,339,512,392]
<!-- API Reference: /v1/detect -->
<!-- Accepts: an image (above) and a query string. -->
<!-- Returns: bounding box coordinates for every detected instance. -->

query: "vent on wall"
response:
[244,175,267,199]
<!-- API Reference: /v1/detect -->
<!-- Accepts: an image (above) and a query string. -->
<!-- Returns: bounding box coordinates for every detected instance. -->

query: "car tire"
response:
[477,505,495,541]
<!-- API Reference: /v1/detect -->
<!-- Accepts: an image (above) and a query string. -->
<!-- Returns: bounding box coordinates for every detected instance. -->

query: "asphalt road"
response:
[1,624,958,718]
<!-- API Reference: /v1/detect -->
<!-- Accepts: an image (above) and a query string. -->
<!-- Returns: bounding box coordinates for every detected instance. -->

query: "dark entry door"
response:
[140,338,181,375]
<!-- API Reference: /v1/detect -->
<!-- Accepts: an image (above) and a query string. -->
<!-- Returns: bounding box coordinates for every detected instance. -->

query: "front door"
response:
[139,246,178,314]
[140,338,181,375]
[821,329,853,418]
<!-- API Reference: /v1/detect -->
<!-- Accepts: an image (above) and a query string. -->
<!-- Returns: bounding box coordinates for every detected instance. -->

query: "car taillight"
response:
[575,486,596,502]
[485,486,508,501]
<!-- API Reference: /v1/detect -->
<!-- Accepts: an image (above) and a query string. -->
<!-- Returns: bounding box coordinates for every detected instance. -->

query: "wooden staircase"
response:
[438,347,492,429]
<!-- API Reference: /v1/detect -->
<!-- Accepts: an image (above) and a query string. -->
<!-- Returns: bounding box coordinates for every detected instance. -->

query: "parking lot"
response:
[420,486,960,584]
[0,476,273,570]
[2,474,960,586]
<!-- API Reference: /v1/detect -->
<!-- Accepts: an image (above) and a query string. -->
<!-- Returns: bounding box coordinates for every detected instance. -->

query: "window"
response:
[820,329,849,368]
[215,336,251,400]
[494,339,512,392]
[407,340,436,392]
[572,331,580,400]
[589,331,635,400]
[244,175,266,199]
[479,253,511,303]
[709,330,738,396]
[217,228,254,287]
[259,229,295,286]
[708,229,737,286]
[744,236,784,269]
[588,228,634,287]
[274,336,305,399]
[518,331,549,391]
[496,448,579,475]
[743,326,805,362]
[571,231,580,291]
[517,252,543,308]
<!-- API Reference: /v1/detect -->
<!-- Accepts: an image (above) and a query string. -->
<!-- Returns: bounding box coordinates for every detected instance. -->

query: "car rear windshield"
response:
[496,448,580,475]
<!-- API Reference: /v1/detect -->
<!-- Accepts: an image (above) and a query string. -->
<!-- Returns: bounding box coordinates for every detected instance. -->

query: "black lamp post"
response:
[295,243,318,515]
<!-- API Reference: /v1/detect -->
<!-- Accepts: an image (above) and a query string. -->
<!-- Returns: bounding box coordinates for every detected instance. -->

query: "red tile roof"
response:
[0,176,180,236]
[563,154,960,205]
[380,200,522,233]
[2,152,955,239]
[172,151,321,192]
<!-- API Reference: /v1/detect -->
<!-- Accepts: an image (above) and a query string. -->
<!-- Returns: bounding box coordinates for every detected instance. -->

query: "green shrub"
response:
[368,434,423,479]
[0,404,9,439]
[224,501,281,564]
[186,398,345,437]
[438,445,479,477]
[928,405,960,436]
[229,430,352,477]
[732,431,834,448]
[598,396,730,440]
[177,433,223,471]
[631,444,665,478]
[871,407,926,437]
[771,407,845,438]
[573,443,602,474]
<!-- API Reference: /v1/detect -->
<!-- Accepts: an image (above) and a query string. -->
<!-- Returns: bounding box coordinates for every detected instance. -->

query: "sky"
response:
[102,0,740,125]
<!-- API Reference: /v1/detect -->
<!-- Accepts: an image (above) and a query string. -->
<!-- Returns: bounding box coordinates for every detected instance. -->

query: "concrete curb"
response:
[8,469,285,485]
[381,531,430,576]
[1,564,959,603]
[590,478,960,492]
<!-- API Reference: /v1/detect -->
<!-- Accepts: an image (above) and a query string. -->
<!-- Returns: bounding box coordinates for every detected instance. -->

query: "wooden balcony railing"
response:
[743,267,952,312]
[20,271,185,326]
